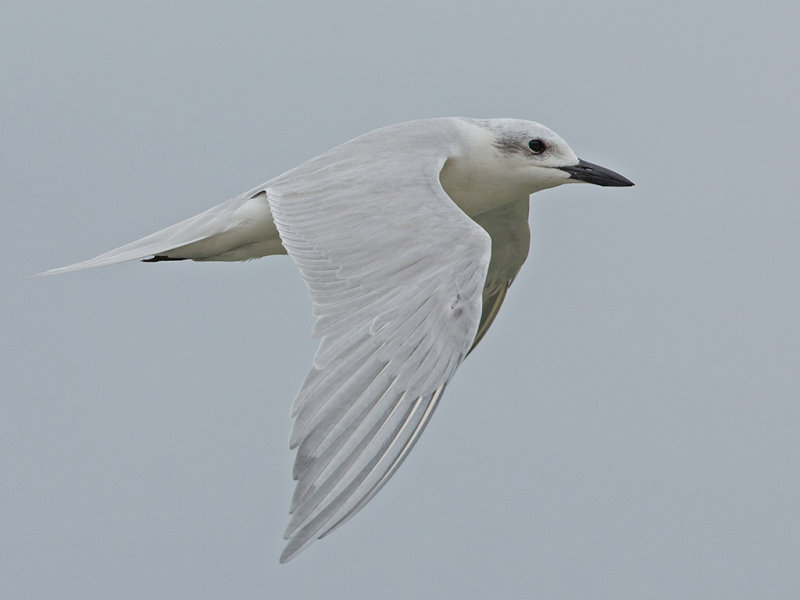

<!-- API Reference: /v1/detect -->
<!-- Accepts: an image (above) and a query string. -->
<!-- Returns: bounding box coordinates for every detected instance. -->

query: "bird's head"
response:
[466,118,634,196]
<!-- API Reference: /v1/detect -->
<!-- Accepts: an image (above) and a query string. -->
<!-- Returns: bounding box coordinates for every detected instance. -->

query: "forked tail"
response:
[33,190,285,277]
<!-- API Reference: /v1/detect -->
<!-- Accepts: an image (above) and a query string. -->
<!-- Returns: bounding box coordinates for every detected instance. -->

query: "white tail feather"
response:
[32,190,284,277]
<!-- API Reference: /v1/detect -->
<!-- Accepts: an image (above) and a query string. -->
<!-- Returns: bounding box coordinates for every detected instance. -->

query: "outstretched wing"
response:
[267,123,491,562]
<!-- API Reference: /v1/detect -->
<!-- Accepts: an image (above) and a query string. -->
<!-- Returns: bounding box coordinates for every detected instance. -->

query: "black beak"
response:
[559,159,634,187]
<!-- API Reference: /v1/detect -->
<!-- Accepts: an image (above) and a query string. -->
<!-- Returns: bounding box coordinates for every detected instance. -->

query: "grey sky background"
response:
[3,1,798,598]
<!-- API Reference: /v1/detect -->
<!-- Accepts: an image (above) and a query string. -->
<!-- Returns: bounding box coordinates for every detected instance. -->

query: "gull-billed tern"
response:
[37,117,634,562]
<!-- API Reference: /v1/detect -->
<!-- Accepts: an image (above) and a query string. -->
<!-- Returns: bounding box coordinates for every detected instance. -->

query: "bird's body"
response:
[37,117,633,561]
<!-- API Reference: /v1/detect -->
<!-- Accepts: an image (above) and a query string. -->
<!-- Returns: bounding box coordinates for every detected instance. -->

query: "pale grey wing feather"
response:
[472,286,510,352]
[266,122,491,562]
[469,198,531,353]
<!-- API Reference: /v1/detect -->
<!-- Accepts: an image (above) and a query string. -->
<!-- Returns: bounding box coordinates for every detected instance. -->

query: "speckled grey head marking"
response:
[472,119,532,156]
[492,135,530,156]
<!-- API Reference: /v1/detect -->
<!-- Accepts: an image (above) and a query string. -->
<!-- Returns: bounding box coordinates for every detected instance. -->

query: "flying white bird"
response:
[36,118,633,562]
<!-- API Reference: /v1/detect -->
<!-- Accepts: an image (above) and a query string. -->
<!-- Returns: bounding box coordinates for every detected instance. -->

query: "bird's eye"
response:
[528,139,546,154]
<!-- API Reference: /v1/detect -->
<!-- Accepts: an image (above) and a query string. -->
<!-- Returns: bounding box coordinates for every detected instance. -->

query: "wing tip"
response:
[279,535,316,564]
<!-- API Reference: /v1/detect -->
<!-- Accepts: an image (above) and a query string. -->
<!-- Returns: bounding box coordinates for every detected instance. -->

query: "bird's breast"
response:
[439,157,528,218]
